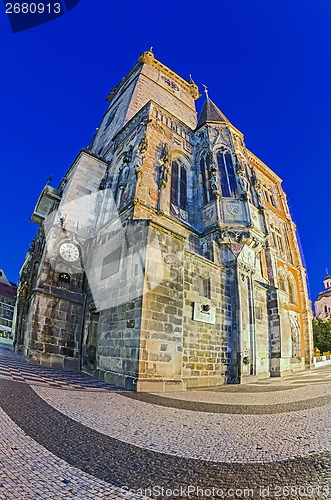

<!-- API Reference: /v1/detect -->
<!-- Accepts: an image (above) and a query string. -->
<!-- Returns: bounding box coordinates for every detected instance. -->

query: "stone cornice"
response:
[138,50,200,100]
[247,150,283,184]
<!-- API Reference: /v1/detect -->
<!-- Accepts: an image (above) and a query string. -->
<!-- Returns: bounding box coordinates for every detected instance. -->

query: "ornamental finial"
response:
[202,84,209,99]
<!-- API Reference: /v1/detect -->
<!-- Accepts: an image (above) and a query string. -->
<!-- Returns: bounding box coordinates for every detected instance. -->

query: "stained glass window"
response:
[171,160,187,214]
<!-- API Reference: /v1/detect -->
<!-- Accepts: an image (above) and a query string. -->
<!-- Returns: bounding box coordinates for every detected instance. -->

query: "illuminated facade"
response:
[14,50,313,390]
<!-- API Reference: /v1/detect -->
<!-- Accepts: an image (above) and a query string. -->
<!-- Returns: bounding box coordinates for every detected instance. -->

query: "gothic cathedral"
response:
[14,49,313,391]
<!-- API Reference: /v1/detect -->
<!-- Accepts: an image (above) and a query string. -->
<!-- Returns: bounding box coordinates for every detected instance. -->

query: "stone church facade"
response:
[14,49,313,391]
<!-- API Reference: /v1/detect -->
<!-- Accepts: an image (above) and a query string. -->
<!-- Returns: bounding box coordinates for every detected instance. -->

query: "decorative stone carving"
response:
[164,254,179,269]
[226,204,239,216]
[217,230,252,245]
[236,158,249,199]
[118,164,130,188]
[207,154,220,198]
[158,143,170,189]
[188,75,200,100]
[217,230,264,253]
[123,145,133,165]
[250,167,265,210]
[134,131,148,177]
[138,48,155,65]
[238,261,256,275]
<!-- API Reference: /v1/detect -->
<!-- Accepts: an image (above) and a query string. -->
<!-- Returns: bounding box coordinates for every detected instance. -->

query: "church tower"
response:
[14,50,313,390]
[314,271,331,320]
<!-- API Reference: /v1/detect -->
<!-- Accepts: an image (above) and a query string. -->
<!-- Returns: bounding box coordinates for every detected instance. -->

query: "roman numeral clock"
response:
[59,242,80,263]
[51,237,84,289]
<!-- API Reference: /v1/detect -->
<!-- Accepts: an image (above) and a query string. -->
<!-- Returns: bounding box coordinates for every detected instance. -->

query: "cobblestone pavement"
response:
[0,338,330,500]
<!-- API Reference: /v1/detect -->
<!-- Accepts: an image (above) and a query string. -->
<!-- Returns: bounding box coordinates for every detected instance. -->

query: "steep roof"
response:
[196,97,229,129]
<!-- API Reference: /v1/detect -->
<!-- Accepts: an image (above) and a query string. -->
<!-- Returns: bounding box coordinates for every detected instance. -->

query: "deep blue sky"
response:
[1,0,330,303]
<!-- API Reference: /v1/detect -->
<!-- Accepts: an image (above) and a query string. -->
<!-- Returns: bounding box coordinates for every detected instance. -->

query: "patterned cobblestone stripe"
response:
[120,391,330,414]
[31,385,331,464]
[0,407,149,500]
[0,379,330,499]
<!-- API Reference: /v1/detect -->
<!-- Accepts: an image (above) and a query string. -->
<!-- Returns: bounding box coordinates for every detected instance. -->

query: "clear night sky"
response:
[1,0,330,304]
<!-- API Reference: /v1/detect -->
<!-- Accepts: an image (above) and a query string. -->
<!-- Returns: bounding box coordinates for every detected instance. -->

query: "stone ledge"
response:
[136,378,186,392]
[183,375,226,389]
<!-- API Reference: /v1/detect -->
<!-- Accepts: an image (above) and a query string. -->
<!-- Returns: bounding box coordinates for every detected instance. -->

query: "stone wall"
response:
[27,288,84,370]
[81,219,149,389]
[182,251,231,388]
[138,224,184,391]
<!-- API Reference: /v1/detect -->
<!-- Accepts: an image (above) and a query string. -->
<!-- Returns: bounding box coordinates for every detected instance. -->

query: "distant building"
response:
[0,269,17,339]
[14,50,313,391]
[314,272,331,320]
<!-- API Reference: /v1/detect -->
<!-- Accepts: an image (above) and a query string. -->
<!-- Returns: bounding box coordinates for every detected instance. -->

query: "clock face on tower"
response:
[59,242,80,262]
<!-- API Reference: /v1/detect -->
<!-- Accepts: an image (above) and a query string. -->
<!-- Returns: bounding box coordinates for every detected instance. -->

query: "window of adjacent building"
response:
[200,153,213,205]
[199,277,211,299]
[216,150,238,198]
[170,160,187,212]
[325,305,328,313]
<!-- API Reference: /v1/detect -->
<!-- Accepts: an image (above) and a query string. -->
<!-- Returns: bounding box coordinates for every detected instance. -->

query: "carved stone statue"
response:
[237,167,249,198]
[233,157,248,197]
[255,182,265,209]
[119,164,130,187]
[123,145,133,165]
[250,167,264,209]
[158,143,170,189]
[160,143,170,166]
[208,154,220,197]
[134,131,148,177]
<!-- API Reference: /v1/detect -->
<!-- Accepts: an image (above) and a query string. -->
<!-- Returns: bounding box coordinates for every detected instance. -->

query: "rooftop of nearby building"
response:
[0,269,17,301]
[0,282,17,301]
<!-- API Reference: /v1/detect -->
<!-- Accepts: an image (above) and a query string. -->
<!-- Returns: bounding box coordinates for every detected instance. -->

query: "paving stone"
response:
[0,338,330,499]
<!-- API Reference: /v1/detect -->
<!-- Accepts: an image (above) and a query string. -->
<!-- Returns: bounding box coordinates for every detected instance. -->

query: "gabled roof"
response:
[196,97,229,129]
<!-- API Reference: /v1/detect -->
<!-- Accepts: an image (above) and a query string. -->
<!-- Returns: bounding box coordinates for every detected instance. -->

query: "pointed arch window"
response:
[216,150,238,198]
[200,153,213,205]
[171,160,187,218]
[278,273,286,291]
[287,276,297,305]
[288,279,294,304]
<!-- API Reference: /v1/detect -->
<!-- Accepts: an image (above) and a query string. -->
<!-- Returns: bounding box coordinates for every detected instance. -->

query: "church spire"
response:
[196,95,230,129]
